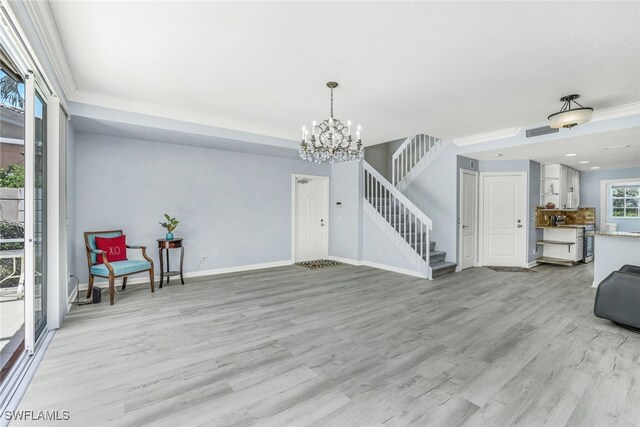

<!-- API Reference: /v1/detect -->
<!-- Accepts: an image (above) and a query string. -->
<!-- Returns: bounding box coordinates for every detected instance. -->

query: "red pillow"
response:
[94,235,128,263]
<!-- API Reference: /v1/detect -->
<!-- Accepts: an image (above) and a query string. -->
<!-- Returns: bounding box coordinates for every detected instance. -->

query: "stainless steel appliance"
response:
[583,224,594,263]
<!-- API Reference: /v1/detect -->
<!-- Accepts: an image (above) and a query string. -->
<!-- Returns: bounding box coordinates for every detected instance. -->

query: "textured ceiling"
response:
[49,1,640,144]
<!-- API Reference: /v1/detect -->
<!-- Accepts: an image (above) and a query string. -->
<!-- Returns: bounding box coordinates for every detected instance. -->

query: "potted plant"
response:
[159,214,179,240]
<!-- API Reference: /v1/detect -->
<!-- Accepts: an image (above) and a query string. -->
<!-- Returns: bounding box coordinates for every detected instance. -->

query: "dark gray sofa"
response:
[594,265,640,331]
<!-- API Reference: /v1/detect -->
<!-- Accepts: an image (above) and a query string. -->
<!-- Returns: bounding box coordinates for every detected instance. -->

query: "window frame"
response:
[609,184,640,219]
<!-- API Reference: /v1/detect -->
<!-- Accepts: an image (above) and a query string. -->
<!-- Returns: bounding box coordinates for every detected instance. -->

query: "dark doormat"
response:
[296,260,343,269]
[486,266,536,273]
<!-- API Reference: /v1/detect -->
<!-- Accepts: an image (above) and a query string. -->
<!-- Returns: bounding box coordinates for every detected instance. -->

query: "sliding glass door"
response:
[33,92,46,339]
[0,66,25,381]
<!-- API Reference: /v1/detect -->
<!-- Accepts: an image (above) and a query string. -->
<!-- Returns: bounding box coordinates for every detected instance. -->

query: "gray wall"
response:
[329,160,422,275]
[581,167,640,231]
[73,132,329,283]
[329,161,362,260]
[402,144,458,263]
[67,122,76,295]
[364,138,405,182]
[362,211,418,271]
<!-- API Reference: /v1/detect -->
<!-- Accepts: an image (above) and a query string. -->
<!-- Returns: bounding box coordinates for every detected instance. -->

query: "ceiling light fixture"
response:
[565,153,577,157]
[494,153,503,157]
[579,160,589,164]
[590,166,600,170]
[604,144,632,150]
[299,82,363,164]
[548,94,593,129]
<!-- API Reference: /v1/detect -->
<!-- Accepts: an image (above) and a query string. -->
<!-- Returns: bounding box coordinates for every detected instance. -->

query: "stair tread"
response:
[431,261,457,270]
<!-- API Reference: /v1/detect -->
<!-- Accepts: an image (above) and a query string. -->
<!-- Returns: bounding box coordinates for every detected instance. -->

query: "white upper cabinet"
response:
[541,163,581,209]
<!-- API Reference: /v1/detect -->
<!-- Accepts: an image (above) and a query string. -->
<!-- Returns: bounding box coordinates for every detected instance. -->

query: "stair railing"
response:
[363,160,432,278]
[391,134,441,186]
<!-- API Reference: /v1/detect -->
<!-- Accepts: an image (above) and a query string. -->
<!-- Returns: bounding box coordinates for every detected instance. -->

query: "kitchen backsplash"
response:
[536,207,596,227]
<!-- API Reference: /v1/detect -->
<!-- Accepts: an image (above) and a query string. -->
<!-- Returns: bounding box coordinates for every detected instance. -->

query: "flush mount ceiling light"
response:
[579,160,590,164]
[604,144,632,150]
[548,94,593,129]
[590,166,600,170]
[565,153,577,157]
[299,82,363,164]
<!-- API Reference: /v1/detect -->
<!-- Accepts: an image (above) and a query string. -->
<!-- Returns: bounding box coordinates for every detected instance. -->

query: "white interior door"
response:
[295,177,328,262]
[460,170,478,270]
[481,172,527,267]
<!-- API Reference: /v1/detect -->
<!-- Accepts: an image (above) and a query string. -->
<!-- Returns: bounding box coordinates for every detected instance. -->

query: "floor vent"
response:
[526,126,559,138]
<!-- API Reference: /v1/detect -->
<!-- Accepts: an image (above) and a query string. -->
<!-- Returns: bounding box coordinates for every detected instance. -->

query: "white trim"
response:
[23,71,35,354]
[360,261,426,278]
[599,177,640,230]
[528,260,539,268]
[478,171,528,268]
[290,173,330,263]
[591,101,640,123]
[452,127,521,147]
[329,257,427,279]
[458,168,479,270]
[67,285,77,312]
[0,137,25,145]
[77,260,293,290]
[328,256,362,266]
[4,0,71,115]
[46,96,64,330]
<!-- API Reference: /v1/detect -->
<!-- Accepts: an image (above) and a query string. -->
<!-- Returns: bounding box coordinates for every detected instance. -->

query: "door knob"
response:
[462,225,469,229]
[517,219,523,228]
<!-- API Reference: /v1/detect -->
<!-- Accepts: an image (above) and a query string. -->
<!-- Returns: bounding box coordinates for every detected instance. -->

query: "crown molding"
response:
[452,101,640,147]
[22,0,77,102]
[591,101,640,123]
[452,127,521,146]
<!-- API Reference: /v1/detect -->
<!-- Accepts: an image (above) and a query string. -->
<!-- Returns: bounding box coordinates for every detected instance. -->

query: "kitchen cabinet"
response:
[540,163,581,209]
[537,227,584,265]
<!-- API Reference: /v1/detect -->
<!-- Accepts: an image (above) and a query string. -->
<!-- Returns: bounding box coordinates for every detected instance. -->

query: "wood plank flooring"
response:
[14,263,640,426]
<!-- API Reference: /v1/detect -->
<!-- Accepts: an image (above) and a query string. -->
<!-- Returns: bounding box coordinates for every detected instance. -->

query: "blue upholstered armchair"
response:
[84,230,154,305]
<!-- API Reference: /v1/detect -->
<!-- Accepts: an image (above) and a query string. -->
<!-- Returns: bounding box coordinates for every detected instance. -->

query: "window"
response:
[611,184,639,218]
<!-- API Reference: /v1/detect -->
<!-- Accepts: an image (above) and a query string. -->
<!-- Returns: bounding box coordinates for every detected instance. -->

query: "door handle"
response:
[320,219,325,227]
[517,220,523,228]
[462,225,469,229]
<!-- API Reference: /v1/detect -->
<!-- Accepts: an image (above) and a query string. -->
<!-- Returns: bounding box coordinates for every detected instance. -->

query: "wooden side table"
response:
[157,238,184,288]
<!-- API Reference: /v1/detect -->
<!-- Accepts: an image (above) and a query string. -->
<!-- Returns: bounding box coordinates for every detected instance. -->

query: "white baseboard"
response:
[66,287,77,312]
[76,260,293,290]
[528,261,539,268]
[329,256,426,278]
[360,261,426,278]
[328,256,362,266]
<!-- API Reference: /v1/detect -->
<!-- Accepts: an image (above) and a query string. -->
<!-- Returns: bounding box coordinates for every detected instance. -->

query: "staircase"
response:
[392,134,446,191]
[363,161,457,279]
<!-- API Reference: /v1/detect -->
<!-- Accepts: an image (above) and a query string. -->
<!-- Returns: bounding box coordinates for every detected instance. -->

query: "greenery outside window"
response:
[611,184,639,218]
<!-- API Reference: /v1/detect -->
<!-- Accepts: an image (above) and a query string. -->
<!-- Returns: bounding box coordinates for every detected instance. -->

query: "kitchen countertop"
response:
[535,224,595,229]
[593,231,640,238]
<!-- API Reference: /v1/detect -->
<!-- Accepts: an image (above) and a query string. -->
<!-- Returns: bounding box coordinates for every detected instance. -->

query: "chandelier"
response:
[299,82,363,163]
[548,94,593,129]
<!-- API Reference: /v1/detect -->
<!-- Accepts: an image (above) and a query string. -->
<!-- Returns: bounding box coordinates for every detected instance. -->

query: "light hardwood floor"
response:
[15,263,640,426]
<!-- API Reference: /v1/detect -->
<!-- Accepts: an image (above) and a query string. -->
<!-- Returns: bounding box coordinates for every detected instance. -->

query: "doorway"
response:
[292,175,329,262]
[480,172,527,267]
[459,169,478,270]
